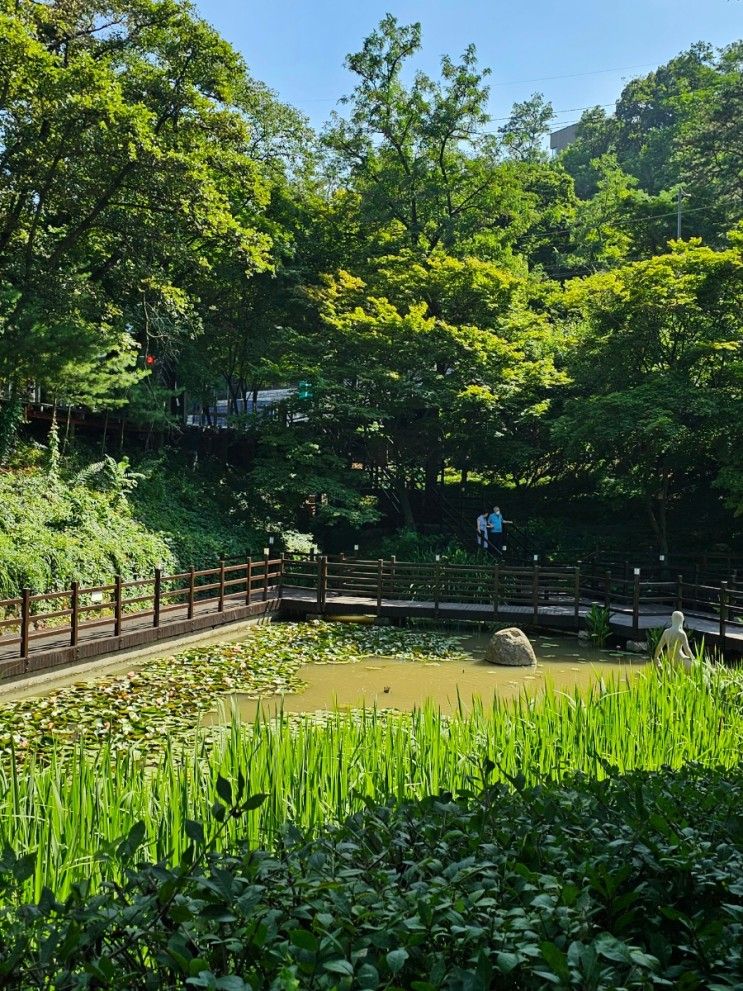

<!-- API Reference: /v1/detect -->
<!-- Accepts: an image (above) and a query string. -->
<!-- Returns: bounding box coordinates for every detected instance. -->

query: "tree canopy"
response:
[0,8,741,551]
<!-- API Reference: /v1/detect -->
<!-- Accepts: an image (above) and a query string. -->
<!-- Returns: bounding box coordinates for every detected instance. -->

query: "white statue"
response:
[653,611,693,671]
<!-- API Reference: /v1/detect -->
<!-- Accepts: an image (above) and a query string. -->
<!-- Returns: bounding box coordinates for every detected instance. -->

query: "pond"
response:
[0,620,649,762]
[207,627,648,722]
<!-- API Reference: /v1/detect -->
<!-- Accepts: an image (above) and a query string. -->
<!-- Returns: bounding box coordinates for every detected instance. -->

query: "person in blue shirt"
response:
[487,506,508,551]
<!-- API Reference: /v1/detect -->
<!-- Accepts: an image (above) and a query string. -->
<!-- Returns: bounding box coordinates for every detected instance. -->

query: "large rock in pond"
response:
[484,627,537,667]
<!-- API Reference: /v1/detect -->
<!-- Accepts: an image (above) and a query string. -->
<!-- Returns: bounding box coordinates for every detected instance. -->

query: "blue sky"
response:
[193,0,742,130]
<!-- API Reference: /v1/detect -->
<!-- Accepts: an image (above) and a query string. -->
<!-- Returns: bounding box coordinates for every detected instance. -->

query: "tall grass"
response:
[1,664,740,900]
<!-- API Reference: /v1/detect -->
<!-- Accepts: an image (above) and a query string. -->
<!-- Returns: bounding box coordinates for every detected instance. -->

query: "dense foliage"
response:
[0,764,741,989]
[0,439,275,597]
[0,452,176,598]
[0,3,741,553]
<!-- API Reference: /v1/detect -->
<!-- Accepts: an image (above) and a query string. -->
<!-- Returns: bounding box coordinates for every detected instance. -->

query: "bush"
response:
[0,445,269,599]
[1,764,741,989]
[0,470,176,598]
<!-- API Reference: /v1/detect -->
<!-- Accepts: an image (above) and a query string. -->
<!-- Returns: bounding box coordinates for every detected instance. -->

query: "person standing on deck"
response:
[488,506,507,552]
[476,511,489,550]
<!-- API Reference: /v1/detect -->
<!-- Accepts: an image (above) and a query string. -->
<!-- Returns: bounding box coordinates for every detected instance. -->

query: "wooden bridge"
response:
[1,555,741,680]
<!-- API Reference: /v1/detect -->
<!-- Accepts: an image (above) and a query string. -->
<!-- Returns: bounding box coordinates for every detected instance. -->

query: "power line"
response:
[295,60,663,103]
[523,202,718,247]
[488,61,662,88]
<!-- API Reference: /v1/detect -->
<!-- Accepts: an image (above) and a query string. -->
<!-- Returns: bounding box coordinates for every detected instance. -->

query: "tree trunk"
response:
[645,494,669,557]
[396,475,416,529]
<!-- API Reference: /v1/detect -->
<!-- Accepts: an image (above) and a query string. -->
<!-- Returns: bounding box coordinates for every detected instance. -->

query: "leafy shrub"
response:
[373,528,477,563]
[0,765,741,988]
[0,445,269,599]
[0,470,176,599]
[129,451,264,567]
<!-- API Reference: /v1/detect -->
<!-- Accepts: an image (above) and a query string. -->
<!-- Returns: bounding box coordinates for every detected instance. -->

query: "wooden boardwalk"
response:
[0,555,740,681]
[280,587,743,647]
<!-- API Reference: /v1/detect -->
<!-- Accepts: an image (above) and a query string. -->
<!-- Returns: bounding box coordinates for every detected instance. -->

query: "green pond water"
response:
[209,630,649,721]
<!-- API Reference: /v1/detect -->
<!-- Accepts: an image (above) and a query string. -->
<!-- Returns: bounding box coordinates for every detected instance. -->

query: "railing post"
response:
[153,567,162,628]
[20,587,30,664]
[114,575,123,636]
[493,563,500,617]
[70,581,79,646]
[279,552,285,595]
[389,555,396,599]
[262,552,270,602]
[604,569,611,611]
[376,559,383,616]
[319,555,328,610]
[675,574,683,612]
[574,565,580,621]
[218,555,225,613]
[632,569,640,638]
[244,557,252,606]
[532,563,540,626]
[719,580,728,646]
[188,566,195,619]
[434,561,441,618]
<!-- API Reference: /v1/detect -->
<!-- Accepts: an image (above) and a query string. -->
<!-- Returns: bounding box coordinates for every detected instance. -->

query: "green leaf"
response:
[386,948,409,974]
[12,852,36,883]
[357,962,380,989]
[496,952,521,974]
[323,959,353,976]
[185,820,205,845]
[540,942,569,979]
[289,929,319,952]
[216,775,233,806]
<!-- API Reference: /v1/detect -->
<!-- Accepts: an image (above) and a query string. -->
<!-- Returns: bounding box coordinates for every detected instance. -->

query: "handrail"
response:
[2,553,741,676]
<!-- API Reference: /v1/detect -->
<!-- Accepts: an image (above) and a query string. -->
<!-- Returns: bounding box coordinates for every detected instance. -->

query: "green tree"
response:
[566,155,680,273]
[498,92,555,162]
[676,41,743,243]
[287,256,563,523]
[324,15,523,258]
[0,0,272,429]
[553,238,743,553]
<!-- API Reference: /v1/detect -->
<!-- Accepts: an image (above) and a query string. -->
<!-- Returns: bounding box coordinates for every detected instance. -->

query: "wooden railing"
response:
[0,556,283,668]
[2,553,741,673]
[282,554,743,642]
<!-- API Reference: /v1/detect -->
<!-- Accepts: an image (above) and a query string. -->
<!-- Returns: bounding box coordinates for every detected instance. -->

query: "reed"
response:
[0,662,740,900]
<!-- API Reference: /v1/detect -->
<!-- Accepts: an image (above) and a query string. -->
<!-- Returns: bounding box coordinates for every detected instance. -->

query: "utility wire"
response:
[295,60,664,103]
[517,203,720,246]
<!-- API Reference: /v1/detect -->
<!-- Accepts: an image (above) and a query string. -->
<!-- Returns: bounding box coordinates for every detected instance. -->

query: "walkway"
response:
[0,555,740,681]
[280,587,741,646]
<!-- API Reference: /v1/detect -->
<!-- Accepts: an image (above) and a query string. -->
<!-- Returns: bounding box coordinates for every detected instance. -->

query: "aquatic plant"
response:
[584,603,612,647]
[0,660,739,900]
[0,621,466,762]
[645,624,665,656]
[2,764,742,990]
